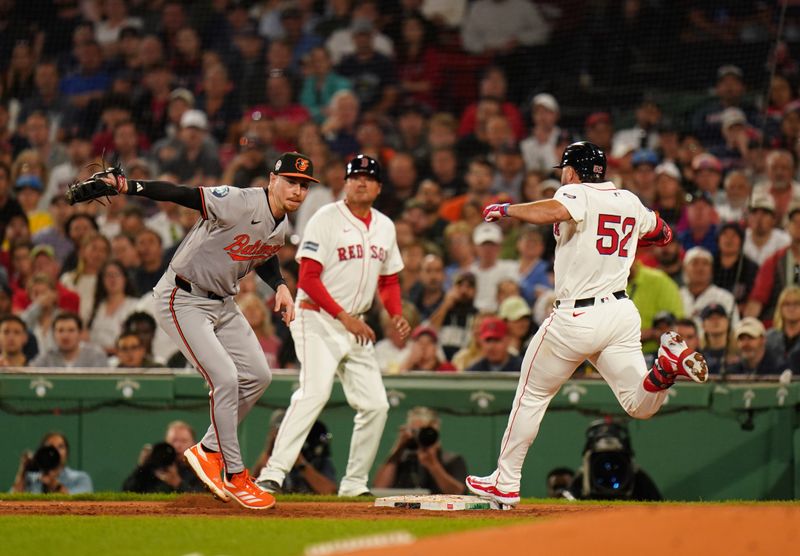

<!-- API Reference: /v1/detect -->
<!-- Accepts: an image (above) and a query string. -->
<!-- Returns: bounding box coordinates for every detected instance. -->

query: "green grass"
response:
[0,516,514,556]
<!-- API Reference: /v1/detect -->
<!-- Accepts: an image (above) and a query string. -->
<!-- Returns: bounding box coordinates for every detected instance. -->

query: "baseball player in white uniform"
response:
[256,154,411,496]
[101,152,319,510]
[465,141,709,506]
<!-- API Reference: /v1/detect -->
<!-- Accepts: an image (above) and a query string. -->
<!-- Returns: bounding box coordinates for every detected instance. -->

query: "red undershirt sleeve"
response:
[298,258,345,318]
[378,273,402,317]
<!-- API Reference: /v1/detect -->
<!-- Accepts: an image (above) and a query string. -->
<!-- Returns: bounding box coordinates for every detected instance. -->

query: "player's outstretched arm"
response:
[100,175,203,211]
[483,199,571,225]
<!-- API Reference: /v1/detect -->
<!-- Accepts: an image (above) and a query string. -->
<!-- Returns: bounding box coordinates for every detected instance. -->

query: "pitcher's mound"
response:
[341,505,800,556]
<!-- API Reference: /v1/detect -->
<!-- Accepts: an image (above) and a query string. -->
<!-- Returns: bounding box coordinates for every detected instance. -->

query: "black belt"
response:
[175,275,225,301]
[555,290,627,309]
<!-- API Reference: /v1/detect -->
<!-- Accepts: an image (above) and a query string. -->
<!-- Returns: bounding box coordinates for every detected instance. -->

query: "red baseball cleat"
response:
[184,444,229,502]
[223,470,277,510]
[466,475,520,506]
[658,332,709,383]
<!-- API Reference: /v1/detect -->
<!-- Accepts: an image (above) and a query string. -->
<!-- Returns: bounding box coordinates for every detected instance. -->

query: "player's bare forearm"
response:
[484,199,571,225]
[426,459,466,495]
[372,461,398,488]
[298,464,337,495]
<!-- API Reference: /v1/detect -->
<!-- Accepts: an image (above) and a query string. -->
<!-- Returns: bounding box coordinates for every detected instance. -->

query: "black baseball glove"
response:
[65,166,127,205]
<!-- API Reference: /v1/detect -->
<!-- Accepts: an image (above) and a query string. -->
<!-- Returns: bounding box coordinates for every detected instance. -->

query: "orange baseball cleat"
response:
[223,470,277,510]
[184,444,229,502]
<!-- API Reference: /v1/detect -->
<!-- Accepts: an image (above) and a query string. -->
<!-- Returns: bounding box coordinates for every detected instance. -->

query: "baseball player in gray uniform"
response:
[256,154,411,497]
[102,152,318,510]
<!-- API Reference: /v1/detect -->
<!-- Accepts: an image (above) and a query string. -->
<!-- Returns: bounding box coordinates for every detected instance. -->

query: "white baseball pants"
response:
[490,297,667,494]
[153,275,272,474]
[258,308,389,495]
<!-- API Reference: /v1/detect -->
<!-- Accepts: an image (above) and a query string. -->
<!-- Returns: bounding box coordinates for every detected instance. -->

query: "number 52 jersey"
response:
[551,181,657,300]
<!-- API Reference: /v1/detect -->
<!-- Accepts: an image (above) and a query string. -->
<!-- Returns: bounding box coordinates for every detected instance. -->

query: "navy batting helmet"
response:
[345,154,382,181]
[554,141,607,183]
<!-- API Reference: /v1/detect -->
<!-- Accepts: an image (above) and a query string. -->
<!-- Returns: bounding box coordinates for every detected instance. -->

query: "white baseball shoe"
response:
[465,474,520,506]
[658,332,709,383]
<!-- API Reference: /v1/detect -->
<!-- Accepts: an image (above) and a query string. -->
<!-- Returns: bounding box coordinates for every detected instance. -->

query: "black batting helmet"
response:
[345,154,382,181]
[554,141,607,183]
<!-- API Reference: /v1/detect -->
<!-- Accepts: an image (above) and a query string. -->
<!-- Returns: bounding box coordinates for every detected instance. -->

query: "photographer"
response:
[373,407,467,495]
[122,442,193,494]
[568,420,661,501]
[251,409,337,495]
[11,432,93,494]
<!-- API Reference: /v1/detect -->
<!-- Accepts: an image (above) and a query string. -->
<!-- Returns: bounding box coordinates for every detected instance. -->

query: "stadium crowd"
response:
[0,0,798,378]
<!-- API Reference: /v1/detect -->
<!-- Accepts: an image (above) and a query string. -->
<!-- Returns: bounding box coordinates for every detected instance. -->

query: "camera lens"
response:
[32,446,61,473]
[589,452,632,496]
[417,426,439,448]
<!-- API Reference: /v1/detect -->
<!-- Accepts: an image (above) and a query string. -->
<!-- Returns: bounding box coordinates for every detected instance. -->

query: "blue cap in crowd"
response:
[15,174,43,191]
[631,149,659,167]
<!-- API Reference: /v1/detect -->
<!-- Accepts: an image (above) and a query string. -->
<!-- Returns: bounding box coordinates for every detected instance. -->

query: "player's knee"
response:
[253,364,272,391]
[623,403,657,420]
[210,369,238,393]
[357,397,390,415]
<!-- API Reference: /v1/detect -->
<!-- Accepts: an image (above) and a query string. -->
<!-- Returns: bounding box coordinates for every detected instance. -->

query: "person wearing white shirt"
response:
[520,93,563,174]
[612,98,662,152]
[743,194,790,265]
[470,222,518,312]
[461,0,550,54]
[679,247,740,330]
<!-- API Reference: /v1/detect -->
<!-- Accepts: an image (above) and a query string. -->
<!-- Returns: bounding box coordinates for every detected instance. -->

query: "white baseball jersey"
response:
[295,200,403,314]
[170,185,288,297]
[551,181,657,299]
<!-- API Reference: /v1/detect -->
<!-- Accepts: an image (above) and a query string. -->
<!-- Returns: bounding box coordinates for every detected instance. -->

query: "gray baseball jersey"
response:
[169,185,288,297]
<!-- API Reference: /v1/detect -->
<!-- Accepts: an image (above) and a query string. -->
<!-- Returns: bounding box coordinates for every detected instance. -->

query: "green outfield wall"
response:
[1,370,797,500]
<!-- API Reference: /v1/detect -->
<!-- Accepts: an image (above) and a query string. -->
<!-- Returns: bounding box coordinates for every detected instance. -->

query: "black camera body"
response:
[406,426,439,450]
[580,421,635,500]
[301,421,332,464]
[25,445,61,474]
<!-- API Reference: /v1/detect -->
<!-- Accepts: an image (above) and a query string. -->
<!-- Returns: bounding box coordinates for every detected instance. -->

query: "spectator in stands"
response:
[376,303,419,374]
[321,89,360,158]
[7,241,33,298]
[627,260,685,355]
[470,222,517,312]
[377,152,418,219]
[714,222,759,312]
[374,406,467,494]
[398,325,456,372]
[440,157,494,222]
[122,442,195,493]
[13,245,79,313]
[395,102,431,166]
[743,194,789,265]
[0,314,29,367]
[466,316,521,372]
[652,161,686,230]
[110,233,140,273]
[238,293,282,370]
[428,146,465,199]
[709,108,750,173]
[21,111,68,172]
[652,239,683,285]
[14,175,51,235]
[300,46,352,124]
[19,61,70,131]
[408,253,446,320]
[677,191,719,255]
[0,162,25,246]
[515,226,551,306]
[728,317,786,376]
[163,420,204,491]
[396,14,441,111]
[251,409,337,494]
[154,109,222,182]
[61,39,111,109]
[45,132,93,209]
[614,97,662,152]
[60,233,111,326]
[132,228,167,295]
[31,312,108,368]
[584,112,614,153]
[458,66,525,140]
[336,19,398,115]
[753,150,800,225]
[11,432,93,494]
[115,331,158,368]
[629,149,659,206]
[675,318,701,353]
[520,93,562,174]
[765,286,800,367]
[20,273,61,354]
[716,170,752,223]
[746,203,800,325]
[691,65,755,148]
[121,311,167,365]
[699,304,733,375]
[326,0,394,64]
[690,153,724,205]
[498,295,532,354]
[88,261,139,354]
[429,270,478,360]
[492,143,525,201]
[441,221,475,286]
[679,246,739,326]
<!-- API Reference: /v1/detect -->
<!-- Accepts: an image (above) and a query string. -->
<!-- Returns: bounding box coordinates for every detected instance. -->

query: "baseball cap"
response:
[472,222,503,245]
[700,303,728,320]
[15,174,43,191]
[169,87,195,106]
[351,18,374,34]
[631,149,659,168]
[411,325,438,342]
[585,112,611,128]
[685,190,714,205]
[717,64,743,81]
[30,244,55,260]
[721,107,747,131]
[272,152,319,183]
[345,154,382,181]
[499,296,532,321]
[719,221,744,242]
[479,317,508,341]
[735,317,765,339]
[532,93,559,113]
[239,133,265,150]
[180,109,208,130]
[749,193,776,213]
[611,139,638,159]
[683,246,713,265]
[655,161,681,180]
[692,153,722,173]
[652,311,676,327]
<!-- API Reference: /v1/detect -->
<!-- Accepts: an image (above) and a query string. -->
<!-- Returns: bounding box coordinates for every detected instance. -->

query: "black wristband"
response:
[126,180,144,196]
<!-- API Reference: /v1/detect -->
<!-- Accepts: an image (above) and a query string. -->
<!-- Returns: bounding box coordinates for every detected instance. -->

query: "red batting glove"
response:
[483,203,510,222]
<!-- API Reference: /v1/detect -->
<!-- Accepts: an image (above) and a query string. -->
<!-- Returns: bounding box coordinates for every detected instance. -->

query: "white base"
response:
[374,494,512,511]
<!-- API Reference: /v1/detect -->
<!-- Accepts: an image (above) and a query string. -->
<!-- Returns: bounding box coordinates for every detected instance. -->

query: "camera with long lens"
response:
[301,421,332,464]
[580,420,635,499]
[406,426,439,450]
[25,445,61,474]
